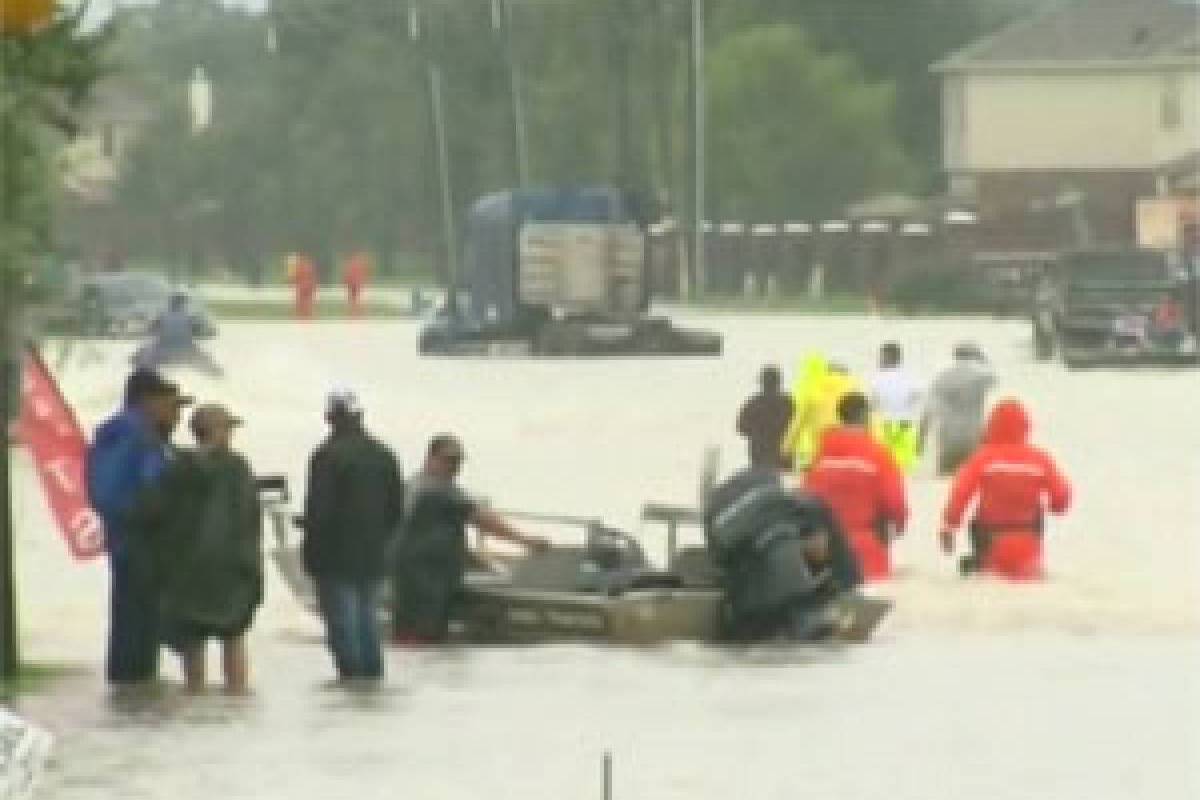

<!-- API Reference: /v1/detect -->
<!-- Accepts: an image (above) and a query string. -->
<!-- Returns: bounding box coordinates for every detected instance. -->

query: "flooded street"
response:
[9,312,1200,798]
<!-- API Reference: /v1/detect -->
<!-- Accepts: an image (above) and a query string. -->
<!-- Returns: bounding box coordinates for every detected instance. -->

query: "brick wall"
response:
[969,169,1158,250]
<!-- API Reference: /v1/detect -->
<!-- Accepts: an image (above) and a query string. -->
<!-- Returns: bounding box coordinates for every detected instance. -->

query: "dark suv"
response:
[1032,249,1198,368]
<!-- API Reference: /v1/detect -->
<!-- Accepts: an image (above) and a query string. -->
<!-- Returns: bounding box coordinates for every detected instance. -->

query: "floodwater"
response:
[8,309,1200,798]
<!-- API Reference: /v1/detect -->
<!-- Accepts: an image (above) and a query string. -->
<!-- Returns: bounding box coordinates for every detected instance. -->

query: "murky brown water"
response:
[9,311,1200,798]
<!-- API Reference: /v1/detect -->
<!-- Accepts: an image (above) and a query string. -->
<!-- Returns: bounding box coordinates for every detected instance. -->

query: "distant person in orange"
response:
[287,253,318,320]
[343,251,371,318]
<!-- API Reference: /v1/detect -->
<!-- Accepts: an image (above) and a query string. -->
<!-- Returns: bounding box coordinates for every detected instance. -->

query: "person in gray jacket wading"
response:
[303,389,405,683]
[920,343,996,476]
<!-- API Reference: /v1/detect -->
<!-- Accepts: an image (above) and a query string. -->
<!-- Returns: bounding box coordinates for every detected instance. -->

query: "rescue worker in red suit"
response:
[343,251,370,318]
[939,399,1071,580]
[288,253,318,320]
[805,391,908,581]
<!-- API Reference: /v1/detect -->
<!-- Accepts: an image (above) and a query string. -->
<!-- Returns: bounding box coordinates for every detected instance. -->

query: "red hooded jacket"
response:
[806,426,908,535]
[943,400,1071,531]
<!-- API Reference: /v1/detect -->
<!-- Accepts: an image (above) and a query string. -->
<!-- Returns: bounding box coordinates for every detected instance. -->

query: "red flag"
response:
[12,348,105,561]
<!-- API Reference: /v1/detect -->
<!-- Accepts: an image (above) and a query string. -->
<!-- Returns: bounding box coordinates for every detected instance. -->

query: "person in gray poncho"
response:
[920,343,996,476]
[145,404,263,694]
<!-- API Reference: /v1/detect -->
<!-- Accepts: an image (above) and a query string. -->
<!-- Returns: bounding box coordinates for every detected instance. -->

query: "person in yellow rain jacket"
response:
[781,355,862,472]
[780,354,827,470]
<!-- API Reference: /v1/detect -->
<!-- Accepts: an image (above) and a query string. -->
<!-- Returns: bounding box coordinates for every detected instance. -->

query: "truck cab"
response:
[419,188,721,357]
[1032,248,1200,368]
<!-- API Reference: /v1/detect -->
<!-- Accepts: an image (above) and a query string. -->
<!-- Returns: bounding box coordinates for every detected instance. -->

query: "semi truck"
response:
[418,188,722,357]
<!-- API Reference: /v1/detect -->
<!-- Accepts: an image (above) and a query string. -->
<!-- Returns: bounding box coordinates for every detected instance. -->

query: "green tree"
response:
[706,23,916,220]
[114,0,458,281]
[105,0,1037,283]
[1,0,109,679]
[709,0,1033,187]
[2,3,110,272]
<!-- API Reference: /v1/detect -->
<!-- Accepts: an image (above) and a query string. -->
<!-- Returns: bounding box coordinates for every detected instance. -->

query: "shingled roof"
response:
[934,0,1200,72]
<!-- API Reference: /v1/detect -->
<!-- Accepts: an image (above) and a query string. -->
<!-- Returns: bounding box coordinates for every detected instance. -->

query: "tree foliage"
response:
[99,0,1034,282]
[1,1,110,270]
[706,24,916,220]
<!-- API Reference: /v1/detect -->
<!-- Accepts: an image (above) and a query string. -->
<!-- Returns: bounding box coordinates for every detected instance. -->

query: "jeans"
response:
[107,552,161,684]
[316,578,383,679]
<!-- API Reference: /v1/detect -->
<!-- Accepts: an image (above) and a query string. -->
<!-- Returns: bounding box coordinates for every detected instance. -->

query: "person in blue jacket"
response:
[87,369,192,686]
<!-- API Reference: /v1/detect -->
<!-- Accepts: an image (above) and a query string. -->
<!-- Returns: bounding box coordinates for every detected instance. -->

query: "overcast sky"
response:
[78,0,268,27]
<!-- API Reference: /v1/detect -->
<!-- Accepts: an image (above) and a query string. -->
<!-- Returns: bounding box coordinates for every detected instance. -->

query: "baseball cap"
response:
[325,387,363,417]
[190,404,243,438]
[953,342,986,362]
[125,368,194,407]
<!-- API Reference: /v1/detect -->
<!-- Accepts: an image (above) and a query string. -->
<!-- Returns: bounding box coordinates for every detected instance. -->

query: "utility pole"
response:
[429,64,457,289]
[1,38,22,681]
[609,0,636,196]
[691,0,705,297]
[650,0,673,210]
[0,263,18,681]
[410,1,457,292]
[0,1,102,681]
[493,0,530,188]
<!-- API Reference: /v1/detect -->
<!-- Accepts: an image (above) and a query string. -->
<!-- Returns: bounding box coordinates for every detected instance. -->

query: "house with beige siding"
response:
[933,0,1200,252]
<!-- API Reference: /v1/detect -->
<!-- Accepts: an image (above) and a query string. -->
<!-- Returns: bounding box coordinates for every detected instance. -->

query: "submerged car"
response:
[257,475,890,646]
[74,272,217,339]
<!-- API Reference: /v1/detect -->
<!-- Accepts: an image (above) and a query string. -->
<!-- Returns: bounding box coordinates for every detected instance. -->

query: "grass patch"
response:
[674,293,1002,318]
[0,662,81,699]
[207,299,416,321]
[678,293,871,315]
[122,253,437,288]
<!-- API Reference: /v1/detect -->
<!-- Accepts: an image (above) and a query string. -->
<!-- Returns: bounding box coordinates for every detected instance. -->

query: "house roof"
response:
[934,0,1200,72]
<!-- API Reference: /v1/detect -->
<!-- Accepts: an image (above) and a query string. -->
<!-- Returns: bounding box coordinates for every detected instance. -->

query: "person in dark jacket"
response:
[146,404,262,694]
[736,365,793,470]
[303,389,404,681]
[87,369,192,685]
[705,468,862,641]
[391,435,549,644]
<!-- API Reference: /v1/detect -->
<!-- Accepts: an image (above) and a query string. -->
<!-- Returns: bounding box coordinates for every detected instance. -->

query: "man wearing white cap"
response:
[302,388,404,682]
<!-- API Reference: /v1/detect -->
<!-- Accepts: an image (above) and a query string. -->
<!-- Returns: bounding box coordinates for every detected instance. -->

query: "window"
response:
[1161,75,1182,130]
[100,123,116,159]
[949,175,977,200]
[943,75,967,169]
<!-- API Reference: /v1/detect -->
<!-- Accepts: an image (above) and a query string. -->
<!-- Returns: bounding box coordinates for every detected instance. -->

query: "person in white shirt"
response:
[869,342,923,472]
